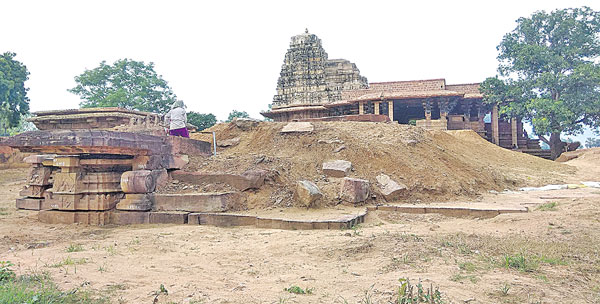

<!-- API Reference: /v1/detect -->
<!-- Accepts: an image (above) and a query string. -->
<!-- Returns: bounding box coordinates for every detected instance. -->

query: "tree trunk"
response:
[549,132,566,160]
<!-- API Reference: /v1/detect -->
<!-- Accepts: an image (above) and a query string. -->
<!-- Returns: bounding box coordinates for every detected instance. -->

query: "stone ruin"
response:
[1,108,367,229]
[1,108,215,225]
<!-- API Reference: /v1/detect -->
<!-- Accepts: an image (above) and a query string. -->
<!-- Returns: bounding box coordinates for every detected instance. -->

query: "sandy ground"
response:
[1,151,600,304]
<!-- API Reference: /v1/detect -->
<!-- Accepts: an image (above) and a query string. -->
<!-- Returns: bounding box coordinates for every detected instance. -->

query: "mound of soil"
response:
[189,121,572,208]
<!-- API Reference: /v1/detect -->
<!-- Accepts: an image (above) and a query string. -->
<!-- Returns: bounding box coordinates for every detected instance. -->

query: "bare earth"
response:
[1,147,600,303]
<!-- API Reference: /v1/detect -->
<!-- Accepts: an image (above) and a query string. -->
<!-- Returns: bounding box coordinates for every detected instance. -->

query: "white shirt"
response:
[164,107,187,130]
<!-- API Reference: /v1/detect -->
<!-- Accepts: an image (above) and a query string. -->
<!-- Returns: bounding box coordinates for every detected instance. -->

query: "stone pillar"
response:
[374,102,380,115]
[511,117,518,149]
[359,101,365,115]
[388,100,394,122]
[491,105,500,145]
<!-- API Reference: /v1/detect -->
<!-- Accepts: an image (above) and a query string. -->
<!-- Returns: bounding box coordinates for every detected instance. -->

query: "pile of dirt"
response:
[0,145,29,169]
[189,121,572,208]
[561,147,600,182]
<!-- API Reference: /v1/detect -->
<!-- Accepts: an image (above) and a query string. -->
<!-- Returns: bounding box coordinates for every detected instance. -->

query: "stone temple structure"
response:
[269,29,368,121]
[262,31,545,157]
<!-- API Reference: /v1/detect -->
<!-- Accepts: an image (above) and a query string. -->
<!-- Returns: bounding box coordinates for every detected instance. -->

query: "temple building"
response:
[261,31,543,156]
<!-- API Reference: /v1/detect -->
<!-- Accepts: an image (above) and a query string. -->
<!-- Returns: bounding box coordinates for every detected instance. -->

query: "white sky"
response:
[1,0,599,140]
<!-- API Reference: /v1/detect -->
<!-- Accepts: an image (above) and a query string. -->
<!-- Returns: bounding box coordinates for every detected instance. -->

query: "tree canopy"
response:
[586,137,600,148]
[226,110,250,122]
[187,112,217,131]
[481,7,600,159]
[0,52,30,131]
[69,59,177,113]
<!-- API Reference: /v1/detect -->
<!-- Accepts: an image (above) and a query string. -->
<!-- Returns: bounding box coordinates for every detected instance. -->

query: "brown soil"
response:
[1,126,599,303]
[189,122,571,208]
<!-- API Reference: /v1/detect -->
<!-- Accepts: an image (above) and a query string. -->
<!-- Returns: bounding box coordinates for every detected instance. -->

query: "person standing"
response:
[164,100,189,138]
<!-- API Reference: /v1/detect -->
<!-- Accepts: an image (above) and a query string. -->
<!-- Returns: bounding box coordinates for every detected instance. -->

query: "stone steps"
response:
[368,204,528,218]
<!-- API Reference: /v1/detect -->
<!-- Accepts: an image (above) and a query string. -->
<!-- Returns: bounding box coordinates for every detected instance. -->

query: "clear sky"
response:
[1,0,598,141]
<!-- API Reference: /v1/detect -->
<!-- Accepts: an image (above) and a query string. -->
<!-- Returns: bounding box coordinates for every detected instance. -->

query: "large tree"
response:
[481,7,600,159]
[0,52,30,133]
[187,112,216,131]
[69,59,177,113]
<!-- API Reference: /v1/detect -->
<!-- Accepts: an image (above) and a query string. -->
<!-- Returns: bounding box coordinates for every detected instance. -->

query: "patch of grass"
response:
[66,244,84,253]
[51,257,87,268]
[502,253,538,272]
[104,245,117,256]
[397,278,443,304]
[0,207,9,216]
[536,202,558,211]
[0,261,16,283]
[499,283,510,296]
[0,270,108,304]
[450,273,479,283]
[284,285,314,295]
[458,261,476,272]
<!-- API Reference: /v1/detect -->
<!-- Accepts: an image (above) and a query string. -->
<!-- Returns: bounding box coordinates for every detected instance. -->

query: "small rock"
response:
[218,137,241,147]
[322,160,352,178]
[340,177,370,204]
[281,122,314,133]
[376,174,407,200]
[295,180,323,208]
[233,118,260,130]
[334,145,346,153]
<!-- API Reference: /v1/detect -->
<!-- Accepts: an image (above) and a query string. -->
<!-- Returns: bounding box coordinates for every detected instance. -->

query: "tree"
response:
[226,110,250,122]
[187,112,216,131]
[0,52,30,133]
[481,7,600,159]
[69,59,177,113]
[586,137,600,148]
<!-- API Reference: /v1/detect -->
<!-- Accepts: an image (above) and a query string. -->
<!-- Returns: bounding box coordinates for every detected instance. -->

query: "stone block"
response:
[295,180,322,207]
[53,156,80,168]
[16,197,43,210]
[149,212,188,224]
[217,137,240,147]
[120,170,156,193]
[376,174,407,201]
[171,170,267,191]
[165,136,212,156]
[163,154,189,170]
[110,211,150,225]
[281,122,314,133]
[188,213,257,227]
[20,185,50,198]
[153,192,246,212]
[322,160,352,178]
[52,172,122,194]
[38,210,110,225]
[116,193,154,211]
[340,177,370,203]
[151,169,169,190]
[28,166,53,186]
[45,193,122,211]
[233,118,260,130]
[23,154,54,164]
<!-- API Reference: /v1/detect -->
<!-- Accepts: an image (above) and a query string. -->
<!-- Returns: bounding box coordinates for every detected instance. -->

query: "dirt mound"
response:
[189,121,572,208]
[0,145,29,169]
[561,148,600,182]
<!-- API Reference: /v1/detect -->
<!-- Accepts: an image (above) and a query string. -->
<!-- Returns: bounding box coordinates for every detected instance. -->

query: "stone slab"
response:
[188,213,257,226]
[153,192,246,212]
[280,122,314,133]
[20,185,50,198]
[374,205,528,218]
[38,210,110,225]
[16,197,43,210]
[149,212,189,224]
[322,160,352,178]
[171,170,267,191]
[44,193,122,211]
[116,193,154,211]
[109,211,150,225]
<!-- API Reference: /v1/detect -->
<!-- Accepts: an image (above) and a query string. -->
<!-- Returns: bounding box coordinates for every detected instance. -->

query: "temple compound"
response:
[262,31,543,155]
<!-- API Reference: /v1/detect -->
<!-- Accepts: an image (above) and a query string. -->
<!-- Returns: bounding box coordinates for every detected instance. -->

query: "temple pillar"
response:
[359,101,365,115]
[374,102,380,115]
[511,117,518,149]
[491,104,499,145]
[388,100,394,122]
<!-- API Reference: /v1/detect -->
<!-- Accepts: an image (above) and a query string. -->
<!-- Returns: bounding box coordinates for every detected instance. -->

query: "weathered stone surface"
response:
[322,160,352,178]
[20,185,50,198]
[281,122,314,133]
[151,169,169,190]
[44,193,122,211]
[340,177,370,203]
[53,156,80,167]
[39,210,110,225]
[149,212,188,224]
[376,174,407,200]
[163,154,189,170]
[16,197,43,210]
[153,192,246,212]
[233,118,260,130]
[110,211,150,225]
[217,137,240,147]
[188,213,257,226]
[115,193,154,211]
[51,172,122,194]
[28,166,53,186]
[165,136,212,156]
[295,180,322,208]
[121,170,156,193]
[23,154,54,164]
[171,170,267,191]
